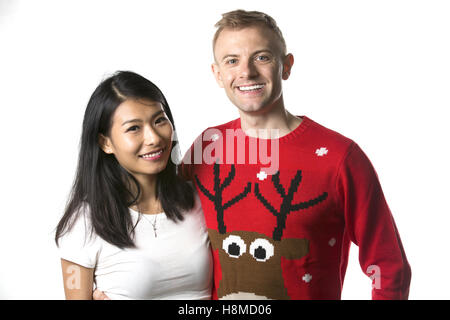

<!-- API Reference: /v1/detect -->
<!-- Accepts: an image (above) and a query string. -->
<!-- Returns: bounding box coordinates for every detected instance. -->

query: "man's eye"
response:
[256,55,270,62]
[226,58,237,65]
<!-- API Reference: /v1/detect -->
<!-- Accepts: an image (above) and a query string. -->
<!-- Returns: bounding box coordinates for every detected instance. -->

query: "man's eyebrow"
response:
[121,110,165,126]
[221,54,238,62]
[252,49,273,56]
[220,50,273,62]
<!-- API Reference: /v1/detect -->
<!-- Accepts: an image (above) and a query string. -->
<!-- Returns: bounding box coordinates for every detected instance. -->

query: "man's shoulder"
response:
[201,117,240,133]
[299,116,355,154]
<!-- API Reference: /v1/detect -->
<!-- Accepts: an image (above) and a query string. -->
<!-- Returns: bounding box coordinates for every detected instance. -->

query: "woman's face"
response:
[100,99,173,180]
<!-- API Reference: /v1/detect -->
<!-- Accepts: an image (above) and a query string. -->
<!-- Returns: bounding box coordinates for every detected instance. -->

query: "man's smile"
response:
[236,83,265,93]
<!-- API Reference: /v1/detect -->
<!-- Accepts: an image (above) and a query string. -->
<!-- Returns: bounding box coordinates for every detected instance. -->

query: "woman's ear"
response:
[98,134,113,154]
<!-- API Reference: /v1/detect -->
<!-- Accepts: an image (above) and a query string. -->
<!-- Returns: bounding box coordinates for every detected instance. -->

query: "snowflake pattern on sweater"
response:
[182,116,411,300]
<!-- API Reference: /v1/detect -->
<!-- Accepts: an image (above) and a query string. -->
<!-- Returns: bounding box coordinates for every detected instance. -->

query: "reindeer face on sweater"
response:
[195,163,328,300]
[208,229,309,299]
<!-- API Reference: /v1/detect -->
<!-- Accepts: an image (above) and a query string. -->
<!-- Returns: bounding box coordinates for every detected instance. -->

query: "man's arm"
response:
[337,142,411,299]
[60,259,94,300]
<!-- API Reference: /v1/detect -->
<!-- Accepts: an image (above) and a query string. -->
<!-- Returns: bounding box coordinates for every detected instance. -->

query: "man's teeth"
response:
[238,84,264,91]
[141,150,163,158]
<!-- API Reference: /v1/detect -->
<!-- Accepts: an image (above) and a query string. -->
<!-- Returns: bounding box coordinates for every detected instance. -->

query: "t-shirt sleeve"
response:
[336,142,411,300]
[57,207,101,269]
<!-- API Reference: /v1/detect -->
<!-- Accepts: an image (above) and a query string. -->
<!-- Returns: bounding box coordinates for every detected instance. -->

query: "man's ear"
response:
[98,134,113,154]
[282,53,294,80]
[211,63,224,88]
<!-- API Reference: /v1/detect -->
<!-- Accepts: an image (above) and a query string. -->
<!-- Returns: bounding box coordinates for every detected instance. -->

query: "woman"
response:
[55,71,213,299]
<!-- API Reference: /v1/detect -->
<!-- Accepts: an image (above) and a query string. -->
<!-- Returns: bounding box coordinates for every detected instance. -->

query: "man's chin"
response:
[236,104,271,116]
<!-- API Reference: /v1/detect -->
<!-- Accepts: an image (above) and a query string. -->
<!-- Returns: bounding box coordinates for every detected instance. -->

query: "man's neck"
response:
[238,100,302,139]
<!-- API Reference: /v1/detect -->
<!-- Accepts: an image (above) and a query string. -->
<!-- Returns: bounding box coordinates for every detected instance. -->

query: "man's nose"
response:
[238,59,258,78]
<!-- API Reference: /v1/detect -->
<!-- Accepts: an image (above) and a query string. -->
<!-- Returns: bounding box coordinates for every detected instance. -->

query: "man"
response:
[182,9,410,300]
[96,9,411,300]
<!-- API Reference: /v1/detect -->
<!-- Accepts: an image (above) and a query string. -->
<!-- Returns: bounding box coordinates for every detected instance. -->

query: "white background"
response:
[0,0,449,299]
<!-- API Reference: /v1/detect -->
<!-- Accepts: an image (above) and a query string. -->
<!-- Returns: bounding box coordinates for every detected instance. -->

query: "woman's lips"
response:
[139,149,164,160]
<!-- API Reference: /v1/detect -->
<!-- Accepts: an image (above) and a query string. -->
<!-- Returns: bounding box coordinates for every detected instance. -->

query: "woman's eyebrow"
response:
[121,111,165,126]
[121,119,142,126]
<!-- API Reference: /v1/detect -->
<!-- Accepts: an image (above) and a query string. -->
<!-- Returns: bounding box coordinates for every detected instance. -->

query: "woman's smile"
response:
[139,148,165,161]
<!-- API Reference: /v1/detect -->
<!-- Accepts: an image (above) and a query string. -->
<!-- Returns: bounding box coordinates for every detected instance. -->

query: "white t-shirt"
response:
[58,194,213,300]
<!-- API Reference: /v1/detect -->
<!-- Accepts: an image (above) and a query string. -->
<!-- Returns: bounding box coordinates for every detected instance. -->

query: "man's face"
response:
[212,25,293,115]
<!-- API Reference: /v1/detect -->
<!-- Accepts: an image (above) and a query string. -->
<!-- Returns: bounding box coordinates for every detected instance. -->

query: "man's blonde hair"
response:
[213,9,287,56]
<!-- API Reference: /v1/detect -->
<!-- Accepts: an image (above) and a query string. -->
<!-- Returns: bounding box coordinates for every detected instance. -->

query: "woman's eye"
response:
[126,125,139,132]
[155,117,168,125]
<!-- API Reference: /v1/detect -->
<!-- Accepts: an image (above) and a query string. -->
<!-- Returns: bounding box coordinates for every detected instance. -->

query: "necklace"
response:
[139,210,159,238]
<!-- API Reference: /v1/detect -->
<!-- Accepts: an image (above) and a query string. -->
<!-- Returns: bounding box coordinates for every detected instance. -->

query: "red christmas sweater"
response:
[181,116,411,300]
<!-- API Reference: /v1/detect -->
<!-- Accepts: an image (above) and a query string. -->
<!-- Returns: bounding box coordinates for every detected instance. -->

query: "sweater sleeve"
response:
[180,131,207,182]
[180,142,195,182]
[336,142,411,300]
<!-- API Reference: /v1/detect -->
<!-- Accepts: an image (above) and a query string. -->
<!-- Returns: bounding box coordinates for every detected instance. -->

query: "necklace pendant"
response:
[140,210,159,238]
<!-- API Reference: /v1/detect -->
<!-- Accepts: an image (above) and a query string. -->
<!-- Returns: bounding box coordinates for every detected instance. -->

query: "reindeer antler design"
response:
[195,162,252,234]
[254,170,328,241]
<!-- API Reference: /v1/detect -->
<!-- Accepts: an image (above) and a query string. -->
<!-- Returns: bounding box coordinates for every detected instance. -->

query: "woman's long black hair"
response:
[55,71,194,249]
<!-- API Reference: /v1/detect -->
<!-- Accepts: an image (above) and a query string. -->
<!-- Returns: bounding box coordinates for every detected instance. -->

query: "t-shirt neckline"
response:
[128,207,167,219]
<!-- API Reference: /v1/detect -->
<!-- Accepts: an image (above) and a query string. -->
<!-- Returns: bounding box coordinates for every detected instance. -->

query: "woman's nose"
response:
[144,126,162,146]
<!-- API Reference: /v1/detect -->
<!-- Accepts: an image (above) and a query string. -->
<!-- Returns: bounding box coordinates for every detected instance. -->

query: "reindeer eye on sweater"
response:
[250,238,274,262]
[223,235,246,258]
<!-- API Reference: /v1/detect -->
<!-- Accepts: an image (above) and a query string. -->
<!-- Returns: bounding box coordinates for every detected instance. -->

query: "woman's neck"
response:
[130,175,162,214]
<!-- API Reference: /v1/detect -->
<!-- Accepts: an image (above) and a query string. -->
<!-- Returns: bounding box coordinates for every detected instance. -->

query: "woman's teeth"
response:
[141,150,163,158]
